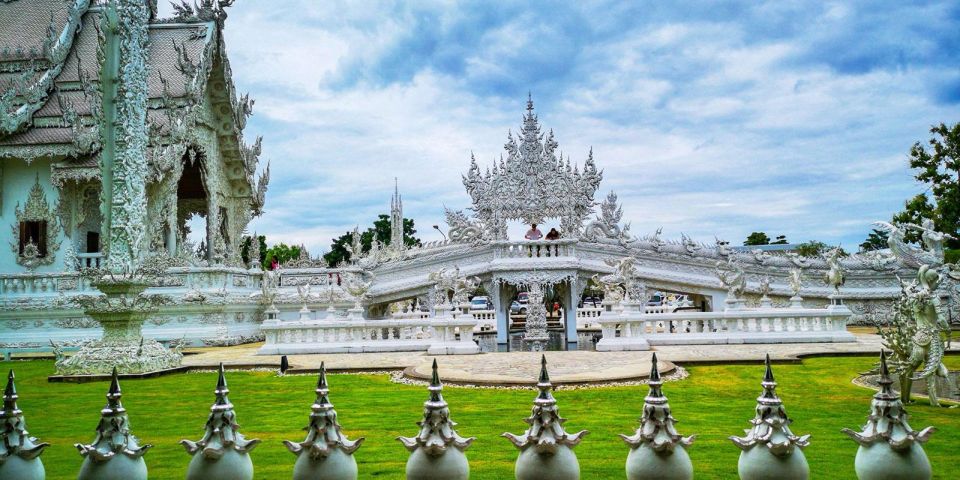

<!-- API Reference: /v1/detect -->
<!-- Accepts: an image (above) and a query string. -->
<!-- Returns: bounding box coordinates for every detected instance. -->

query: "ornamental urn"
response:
[842,351,934,480]
[503,355,588,480]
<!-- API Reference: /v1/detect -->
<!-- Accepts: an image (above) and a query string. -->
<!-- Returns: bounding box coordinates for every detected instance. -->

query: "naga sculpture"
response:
[583,191,631,243]
[343,272,374,311]
[444,208,485,244]
[592,257,642,305]
[715,258,745,306]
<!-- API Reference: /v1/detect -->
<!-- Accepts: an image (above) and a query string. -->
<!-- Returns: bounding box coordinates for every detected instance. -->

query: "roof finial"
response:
[526,92,534,113]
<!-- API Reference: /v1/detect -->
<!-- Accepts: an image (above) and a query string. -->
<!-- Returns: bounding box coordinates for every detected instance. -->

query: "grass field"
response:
[5,355,959,479]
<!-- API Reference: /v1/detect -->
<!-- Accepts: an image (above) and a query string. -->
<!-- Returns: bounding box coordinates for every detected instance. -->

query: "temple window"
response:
[18,220,48,257]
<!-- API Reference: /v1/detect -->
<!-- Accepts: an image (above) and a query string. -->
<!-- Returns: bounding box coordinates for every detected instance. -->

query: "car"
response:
[517,292,529,304]
[646,292,665,306]
[581,296,601,307]
[470,296,492,310]
[510,301,527,315]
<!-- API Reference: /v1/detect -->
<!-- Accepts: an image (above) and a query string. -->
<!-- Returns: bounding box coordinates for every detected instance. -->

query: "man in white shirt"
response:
[524,223,543,240]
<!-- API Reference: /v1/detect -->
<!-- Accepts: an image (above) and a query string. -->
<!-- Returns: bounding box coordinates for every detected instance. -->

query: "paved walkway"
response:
[179,331,927,385]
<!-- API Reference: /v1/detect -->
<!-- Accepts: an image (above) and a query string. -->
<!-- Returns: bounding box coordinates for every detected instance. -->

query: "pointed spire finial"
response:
[2,369,19,415]
[428,359,445,405]
[526,92,534,113]
[213,363,232,411]
[650,352,661,382]
[104,367,125,414]
[763,353,774,383]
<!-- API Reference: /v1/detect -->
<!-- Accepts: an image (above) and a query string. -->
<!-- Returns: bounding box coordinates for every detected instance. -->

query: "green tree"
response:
[859,228,889,252]
[892,122,960,248]
[744,232,771,246]
[771,235,788,245]
[264,243,301,269]
[795,241,847,257]
[323,214,422,266]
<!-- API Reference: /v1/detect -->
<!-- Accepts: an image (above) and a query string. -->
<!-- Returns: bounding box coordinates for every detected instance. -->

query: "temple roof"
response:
[0,0,266,208]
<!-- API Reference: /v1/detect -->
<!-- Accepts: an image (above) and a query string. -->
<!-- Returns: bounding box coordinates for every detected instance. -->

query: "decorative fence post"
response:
[398,359,474,480]
[730,354,810,480]
[620,353,694,480]
[0,370,48,480]
[284,362,364,480]
[182,364,260,480]
[76,368,150,480]
[842,351,934,480]
[503,355,588,480]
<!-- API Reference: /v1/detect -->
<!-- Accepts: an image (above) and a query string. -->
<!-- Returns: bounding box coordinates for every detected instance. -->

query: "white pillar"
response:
[491,282,508,344]
[565,279,580,344]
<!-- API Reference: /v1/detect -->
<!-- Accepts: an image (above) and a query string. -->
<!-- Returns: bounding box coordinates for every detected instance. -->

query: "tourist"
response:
[270,256,279,270]
[545,228,560,240]
[524,223,543,240]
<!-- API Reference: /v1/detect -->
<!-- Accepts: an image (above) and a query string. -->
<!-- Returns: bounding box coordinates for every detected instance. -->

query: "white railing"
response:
[596,305,855,351]
[391,310,431,320]
[76,252,104,269]
[0,272,92,295]
[259,316,480,355]
[493,239,577,259]
[643,305,678,314]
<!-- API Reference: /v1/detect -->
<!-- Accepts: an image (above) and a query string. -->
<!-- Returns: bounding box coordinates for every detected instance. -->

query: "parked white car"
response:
[470,296,492,310]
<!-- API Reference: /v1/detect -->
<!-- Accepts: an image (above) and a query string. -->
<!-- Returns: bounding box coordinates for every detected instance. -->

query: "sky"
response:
[160,1,960,253]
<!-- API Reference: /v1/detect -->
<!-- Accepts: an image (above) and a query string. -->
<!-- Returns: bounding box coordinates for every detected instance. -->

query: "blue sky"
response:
[161,1,959,252]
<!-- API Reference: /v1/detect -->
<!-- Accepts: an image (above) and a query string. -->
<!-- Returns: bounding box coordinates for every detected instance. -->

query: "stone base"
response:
[55,338,182,376]
[426,342,481,355]
[645,330,856,345]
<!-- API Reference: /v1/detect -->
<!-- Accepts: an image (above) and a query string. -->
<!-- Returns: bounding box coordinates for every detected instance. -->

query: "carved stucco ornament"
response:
[462,96,602,240]
[620,353,694,480]
[842,351,934,480]
[503,355,588,480]
[182,364,260,480]
[284,363,363,480]
[11,175,62,270]
[0,370,49,480]
[730,355,810,480]
[76,368,151,480]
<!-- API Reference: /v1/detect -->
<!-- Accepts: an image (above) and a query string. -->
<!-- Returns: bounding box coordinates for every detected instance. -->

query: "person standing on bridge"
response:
[524,224,543,240]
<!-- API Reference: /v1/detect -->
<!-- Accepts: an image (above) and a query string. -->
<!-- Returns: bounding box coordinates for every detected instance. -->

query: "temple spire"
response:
[526,91,534,113]
[390,178,404,250]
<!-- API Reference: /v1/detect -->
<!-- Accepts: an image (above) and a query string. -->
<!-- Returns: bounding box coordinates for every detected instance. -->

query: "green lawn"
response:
[6,356,959,479]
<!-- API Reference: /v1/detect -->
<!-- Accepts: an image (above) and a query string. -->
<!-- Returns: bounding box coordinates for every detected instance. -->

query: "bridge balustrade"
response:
[259,316,481,355]
[494,239,577,259]
[596,305,854,350]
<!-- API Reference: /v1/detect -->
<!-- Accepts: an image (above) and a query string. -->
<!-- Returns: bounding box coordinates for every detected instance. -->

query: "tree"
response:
[744,232,771,246]
[859,228,889,252]
[795,241,846,258]
[771,235,788,245]
[323,214,422,266]
[892,122,960,249]
[264,243,301,268]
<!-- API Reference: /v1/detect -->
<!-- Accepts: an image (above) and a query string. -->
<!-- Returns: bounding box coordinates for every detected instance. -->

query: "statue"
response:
[583,191,631,243]
[715,237,732,257]
[592,257,642,306]
[344,227,364,265]
[788,268,804,308]
[873,219,955,406]
[343,272,373,312]
[681,233,701,256]
[428,266,479,312]
[715,258,745,308]
[758,276,773,308]
[523,284,550,349]
[897,265,950,407]
[822,247,846,300]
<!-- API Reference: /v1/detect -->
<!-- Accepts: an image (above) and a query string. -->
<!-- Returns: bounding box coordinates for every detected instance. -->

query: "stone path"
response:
[177,331,934,386]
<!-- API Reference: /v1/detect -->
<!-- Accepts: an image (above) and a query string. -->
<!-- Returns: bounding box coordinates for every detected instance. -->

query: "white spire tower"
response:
[390,178,404,250]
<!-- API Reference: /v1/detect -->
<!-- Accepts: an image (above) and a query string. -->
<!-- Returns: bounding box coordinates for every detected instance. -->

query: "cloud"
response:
[159,1,958,253]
